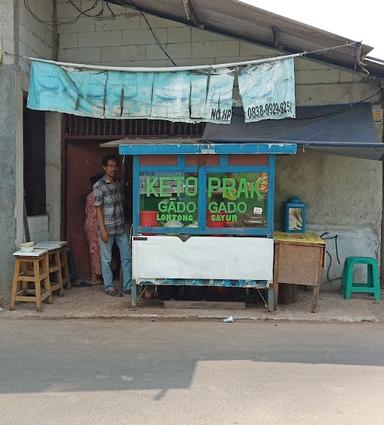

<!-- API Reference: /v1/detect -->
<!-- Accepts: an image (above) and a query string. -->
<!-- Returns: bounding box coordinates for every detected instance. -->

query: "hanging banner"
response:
[27,61,78,114]
[27,58,295,124]
[202,72,234,124]
[151,71,191,120]
[105,71,155,118]
[27,61,235,124]
[70,71,107,116]
[238,58,296,123]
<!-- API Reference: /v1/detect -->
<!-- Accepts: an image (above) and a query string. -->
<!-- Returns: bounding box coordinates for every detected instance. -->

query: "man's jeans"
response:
[99,232,132,292]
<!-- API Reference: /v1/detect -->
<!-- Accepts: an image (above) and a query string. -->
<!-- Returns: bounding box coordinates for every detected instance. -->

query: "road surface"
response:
[1,319,384,425]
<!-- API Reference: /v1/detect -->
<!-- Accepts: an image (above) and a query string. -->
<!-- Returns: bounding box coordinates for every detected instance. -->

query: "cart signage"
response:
[139,173,199,226]
[206,173,268,226]
[146,176,198,197]
[141,173,268,227]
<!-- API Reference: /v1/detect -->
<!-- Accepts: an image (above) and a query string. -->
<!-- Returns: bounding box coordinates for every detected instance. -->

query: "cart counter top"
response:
[274,232,325,245]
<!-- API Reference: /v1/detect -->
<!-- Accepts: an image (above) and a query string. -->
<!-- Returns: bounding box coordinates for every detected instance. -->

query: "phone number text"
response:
[247,101,294,119]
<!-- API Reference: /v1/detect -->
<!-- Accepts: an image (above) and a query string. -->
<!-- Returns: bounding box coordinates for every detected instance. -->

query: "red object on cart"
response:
[140,211,158,227]
[207,211,226,228]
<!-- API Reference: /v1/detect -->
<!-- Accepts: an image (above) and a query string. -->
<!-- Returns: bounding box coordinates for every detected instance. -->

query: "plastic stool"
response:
[342,256,381,302]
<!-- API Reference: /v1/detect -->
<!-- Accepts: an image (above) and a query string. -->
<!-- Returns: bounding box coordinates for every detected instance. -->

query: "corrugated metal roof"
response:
[108,0,384,78]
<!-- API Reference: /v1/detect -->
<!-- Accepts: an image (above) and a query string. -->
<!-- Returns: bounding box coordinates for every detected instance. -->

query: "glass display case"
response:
[132,153,275,236]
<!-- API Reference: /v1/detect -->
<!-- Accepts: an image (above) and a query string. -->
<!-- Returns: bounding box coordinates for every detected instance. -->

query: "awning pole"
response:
[28,52,302,72]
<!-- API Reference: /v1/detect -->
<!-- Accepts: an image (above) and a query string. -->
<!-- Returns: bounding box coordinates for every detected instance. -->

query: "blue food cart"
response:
[118,142,297,310]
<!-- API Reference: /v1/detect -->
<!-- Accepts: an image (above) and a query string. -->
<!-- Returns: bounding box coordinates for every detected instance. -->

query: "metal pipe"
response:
[28,52,302,72]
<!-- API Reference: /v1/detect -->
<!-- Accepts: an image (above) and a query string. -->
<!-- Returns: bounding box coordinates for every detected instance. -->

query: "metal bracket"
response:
[182,0,201,27]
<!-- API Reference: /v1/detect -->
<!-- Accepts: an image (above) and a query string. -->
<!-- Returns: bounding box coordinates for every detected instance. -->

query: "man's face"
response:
[103,160,119,180]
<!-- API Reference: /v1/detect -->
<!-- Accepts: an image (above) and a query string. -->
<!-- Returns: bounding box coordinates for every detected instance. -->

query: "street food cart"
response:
[118,142,297,309]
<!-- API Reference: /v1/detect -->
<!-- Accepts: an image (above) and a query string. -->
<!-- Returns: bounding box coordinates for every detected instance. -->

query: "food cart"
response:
[118,142,297,309]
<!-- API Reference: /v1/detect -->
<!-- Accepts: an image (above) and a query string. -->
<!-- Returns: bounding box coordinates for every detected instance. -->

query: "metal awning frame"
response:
[118,142,297,155]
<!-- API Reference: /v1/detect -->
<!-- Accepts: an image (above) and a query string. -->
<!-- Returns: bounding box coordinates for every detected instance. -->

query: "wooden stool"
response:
[48,249,65,295]
[35,242,64,296]
[60,244,71,289]
[10,249,53,312]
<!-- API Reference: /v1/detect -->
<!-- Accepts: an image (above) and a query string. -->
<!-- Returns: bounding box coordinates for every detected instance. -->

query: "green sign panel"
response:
[140,173,268,227]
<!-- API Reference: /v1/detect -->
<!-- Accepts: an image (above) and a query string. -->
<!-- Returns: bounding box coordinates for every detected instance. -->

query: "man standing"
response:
[94,154,132,296]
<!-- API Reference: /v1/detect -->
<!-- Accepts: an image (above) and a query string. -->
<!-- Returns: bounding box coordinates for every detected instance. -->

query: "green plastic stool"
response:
[342,256,381,302]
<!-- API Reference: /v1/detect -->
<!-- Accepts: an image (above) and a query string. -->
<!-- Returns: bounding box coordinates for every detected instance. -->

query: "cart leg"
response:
[311,284,320,313]
[267,286,275,312]
[131,280,137,308]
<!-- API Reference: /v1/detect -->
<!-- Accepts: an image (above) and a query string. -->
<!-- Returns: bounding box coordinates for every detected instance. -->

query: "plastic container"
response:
[282,197,306,233]
[140,211,158,227]
[19,242,35,253]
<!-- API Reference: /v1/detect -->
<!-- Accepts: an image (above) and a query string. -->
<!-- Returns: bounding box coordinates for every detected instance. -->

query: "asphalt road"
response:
[1,320,384,425]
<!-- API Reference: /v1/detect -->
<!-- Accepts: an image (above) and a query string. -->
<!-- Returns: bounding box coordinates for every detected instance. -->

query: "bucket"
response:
[140,210,158,227]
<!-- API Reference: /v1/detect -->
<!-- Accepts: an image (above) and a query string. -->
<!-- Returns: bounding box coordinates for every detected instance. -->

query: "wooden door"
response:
[65,141,132,278]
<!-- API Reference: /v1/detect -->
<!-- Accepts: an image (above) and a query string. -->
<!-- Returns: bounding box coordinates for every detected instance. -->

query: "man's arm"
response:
[95,206,108,242]
[93,183,108,242]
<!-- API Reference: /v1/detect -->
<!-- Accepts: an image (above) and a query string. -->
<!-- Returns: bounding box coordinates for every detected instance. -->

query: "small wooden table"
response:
[34,242,64,295]
[35,241,71,289]
[10,249,53,311]
[273,232,325,312]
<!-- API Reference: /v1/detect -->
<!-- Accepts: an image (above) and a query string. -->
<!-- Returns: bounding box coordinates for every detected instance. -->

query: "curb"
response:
[0,312,380,323]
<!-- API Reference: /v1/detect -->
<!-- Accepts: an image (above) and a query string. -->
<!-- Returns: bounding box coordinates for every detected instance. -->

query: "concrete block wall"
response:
[19,0,53,71]
[0,0,16,62]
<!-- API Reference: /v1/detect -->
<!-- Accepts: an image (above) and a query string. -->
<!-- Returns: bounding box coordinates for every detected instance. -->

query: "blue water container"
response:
[282,197,306,233]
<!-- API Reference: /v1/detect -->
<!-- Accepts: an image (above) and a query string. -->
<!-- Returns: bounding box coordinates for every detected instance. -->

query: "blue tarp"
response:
[203,103,384,160]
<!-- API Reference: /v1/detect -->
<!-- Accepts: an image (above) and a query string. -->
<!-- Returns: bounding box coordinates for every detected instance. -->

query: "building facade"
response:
[0,0,383,299]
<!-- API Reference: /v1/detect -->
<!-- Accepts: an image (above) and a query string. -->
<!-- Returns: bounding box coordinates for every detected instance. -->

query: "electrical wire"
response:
[24,0,176,64]
[24,0,116,26]
[112,0,177,65]
[305,42,362,57]
[96,0,118,20]
[24,0,81,26]
[321,232,341,282]
[105,1,117,19]
[139,10,177,65]
[67,0,102,18]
